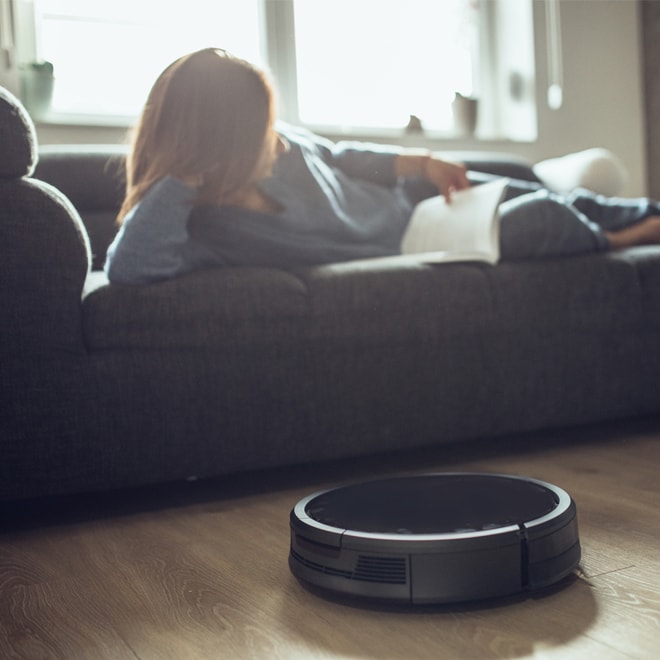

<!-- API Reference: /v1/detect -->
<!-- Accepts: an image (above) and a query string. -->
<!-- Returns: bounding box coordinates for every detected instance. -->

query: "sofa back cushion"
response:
[34,146,127,270]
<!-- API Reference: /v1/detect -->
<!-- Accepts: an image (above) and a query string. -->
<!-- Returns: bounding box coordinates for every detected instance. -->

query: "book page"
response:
[400,178,509,264]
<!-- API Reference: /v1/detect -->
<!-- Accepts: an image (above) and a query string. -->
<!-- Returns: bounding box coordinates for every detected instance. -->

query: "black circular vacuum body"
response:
[289,473,580,605]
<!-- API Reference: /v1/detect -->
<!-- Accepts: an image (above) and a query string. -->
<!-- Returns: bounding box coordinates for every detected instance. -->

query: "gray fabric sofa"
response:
[2,86,660,502]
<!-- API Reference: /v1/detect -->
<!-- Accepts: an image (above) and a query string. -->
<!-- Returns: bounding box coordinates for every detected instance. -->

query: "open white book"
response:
[400,178,509,264]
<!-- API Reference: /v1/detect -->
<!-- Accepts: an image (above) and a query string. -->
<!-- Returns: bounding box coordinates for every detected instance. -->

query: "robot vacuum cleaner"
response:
[289,473,581,604]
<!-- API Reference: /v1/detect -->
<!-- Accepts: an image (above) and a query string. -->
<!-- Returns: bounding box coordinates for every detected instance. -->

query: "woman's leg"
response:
[602,217,660,249]
[498,190,608,260]
[567,188,660,249]
[498,188,660,260]
[567,188,660,231]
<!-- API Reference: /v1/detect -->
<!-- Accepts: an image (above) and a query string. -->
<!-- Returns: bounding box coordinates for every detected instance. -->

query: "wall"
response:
[525,0,646,196]
[641,0,660,198]
[0,0,649,196]
[341,1,648,196]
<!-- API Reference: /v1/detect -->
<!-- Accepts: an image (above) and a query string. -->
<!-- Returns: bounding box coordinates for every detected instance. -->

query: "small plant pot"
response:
[20,62,55,121]
[452,92,478,136]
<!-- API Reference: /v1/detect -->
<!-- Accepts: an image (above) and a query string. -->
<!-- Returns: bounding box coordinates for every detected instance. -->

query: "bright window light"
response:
[33,0,263,117]
[17,0,536,140]
[292,0,478,131]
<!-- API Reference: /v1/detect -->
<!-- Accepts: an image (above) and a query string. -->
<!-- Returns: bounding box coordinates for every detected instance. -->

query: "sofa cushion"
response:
[83,248,660,352]
[35,145,127,209]
[34,147,127,270]
[295,255,496,343]
[295,250,651,342]
[616,246,660,326]
[455,152,542,184]
[82,266,310,350]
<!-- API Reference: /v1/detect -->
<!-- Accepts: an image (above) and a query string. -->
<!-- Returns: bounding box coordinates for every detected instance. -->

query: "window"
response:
[18,0,263,119]
[292,0,478,132]
[11,0,537,140]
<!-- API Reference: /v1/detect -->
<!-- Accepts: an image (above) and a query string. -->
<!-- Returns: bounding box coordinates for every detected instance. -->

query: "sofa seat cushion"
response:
[618,246,660,326]
[83,248,660,353]
[295,250,652,343]
[83,267,309,350]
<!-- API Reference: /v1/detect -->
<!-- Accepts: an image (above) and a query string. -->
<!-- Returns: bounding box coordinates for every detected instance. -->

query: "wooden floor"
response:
[1,417,660,659]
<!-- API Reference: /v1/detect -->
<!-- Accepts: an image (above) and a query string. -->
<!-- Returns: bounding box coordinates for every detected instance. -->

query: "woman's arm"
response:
[395,150,470,201]
[104,177,197,285]
[279,124,469,198]
[328,141,401,186]
[329,139,469,201]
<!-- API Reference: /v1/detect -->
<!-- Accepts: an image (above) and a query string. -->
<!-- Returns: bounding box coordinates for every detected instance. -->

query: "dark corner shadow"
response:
[275,569,598,659]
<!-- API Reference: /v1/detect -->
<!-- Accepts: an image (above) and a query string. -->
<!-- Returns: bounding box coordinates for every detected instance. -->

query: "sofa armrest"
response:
[0,177,90,354]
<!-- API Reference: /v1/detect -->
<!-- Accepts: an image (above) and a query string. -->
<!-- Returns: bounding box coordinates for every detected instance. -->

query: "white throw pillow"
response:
[533,148,628,196]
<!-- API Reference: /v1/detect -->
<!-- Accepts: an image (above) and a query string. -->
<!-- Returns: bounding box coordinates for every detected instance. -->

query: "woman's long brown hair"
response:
[118,48,275,223]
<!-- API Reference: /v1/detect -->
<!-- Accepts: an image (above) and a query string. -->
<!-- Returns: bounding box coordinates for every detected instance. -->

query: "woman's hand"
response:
[423,156,470,202]
[396,151,470,202]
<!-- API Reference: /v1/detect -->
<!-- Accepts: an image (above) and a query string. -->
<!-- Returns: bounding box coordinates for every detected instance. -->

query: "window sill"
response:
[32,112,536,148]
[319,128,536,149]
[286,121,536,147]
[33,110,137,128]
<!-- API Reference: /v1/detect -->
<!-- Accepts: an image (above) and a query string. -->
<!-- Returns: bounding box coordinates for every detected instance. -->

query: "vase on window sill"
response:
[19,61,55,122]
[452,92,478,137]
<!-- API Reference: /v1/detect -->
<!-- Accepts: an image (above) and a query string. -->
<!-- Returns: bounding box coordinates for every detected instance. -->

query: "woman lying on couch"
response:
[105,48,660,285]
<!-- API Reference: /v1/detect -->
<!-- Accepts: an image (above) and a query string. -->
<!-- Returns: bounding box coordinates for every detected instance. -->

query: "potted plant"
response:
[19,61,55,120]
